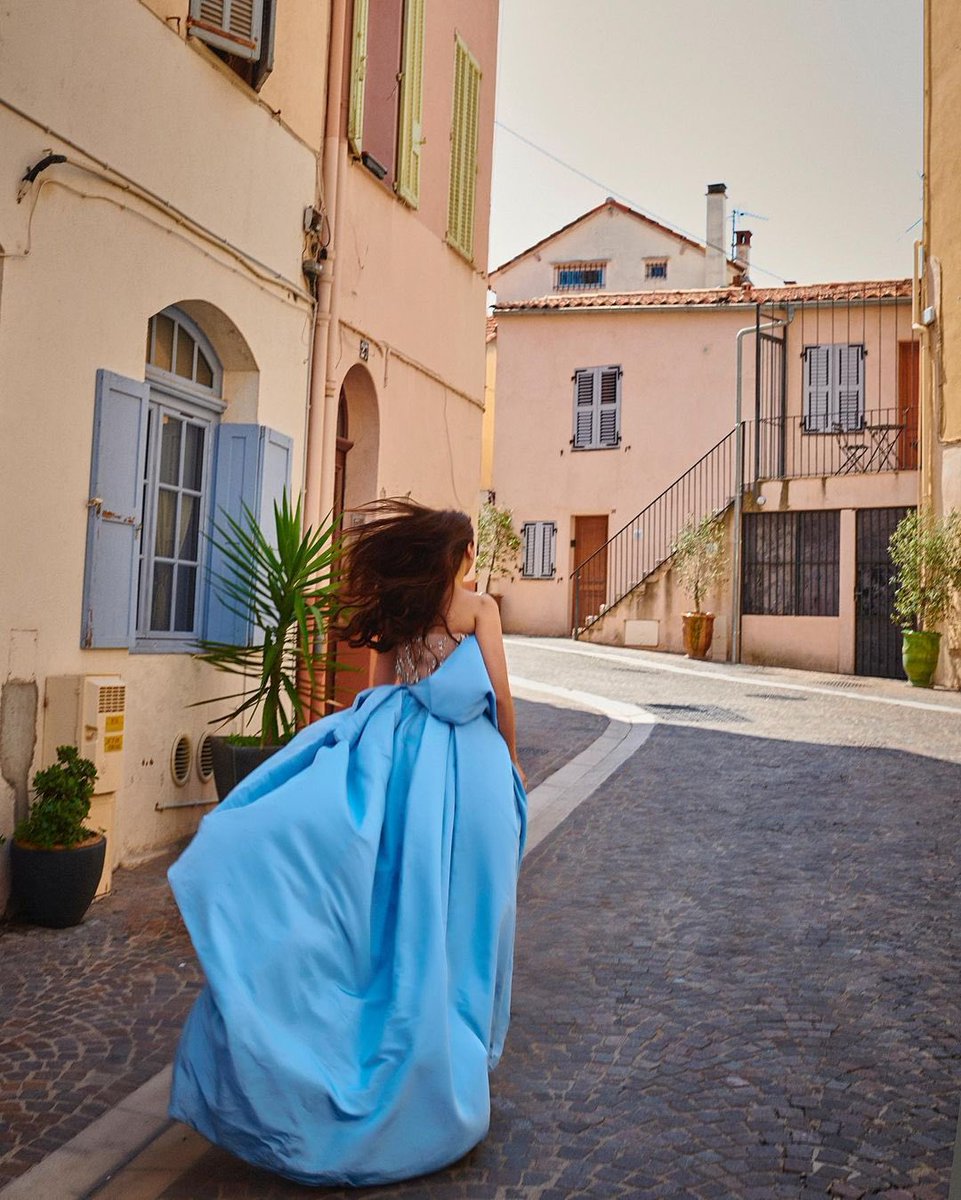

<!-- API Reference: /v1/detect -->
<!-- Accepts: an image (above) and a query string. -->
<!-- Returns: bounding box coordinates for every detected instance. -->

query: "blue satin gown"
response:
[168,634,527,1186]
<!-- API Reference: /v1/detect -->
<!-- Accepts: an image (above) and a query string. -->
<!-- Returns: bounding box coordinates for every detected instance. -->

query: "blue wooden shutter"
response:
[803,346,832,432]
[598,366,621,447]
[81,371,150,648]
[835,344,864,431]
[203,424,292,645]
[573,369,596,448]
[188,0,265,61]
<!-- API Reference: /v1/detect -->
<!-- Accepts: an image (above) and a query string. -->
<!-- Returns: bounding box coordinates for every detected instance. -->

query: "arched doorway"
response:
[327,367,380,712]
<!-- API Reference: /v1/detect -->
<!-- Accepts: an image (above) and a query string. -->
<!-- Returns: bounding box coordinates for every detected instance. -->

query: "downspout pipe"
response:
[731,308,795,664]
[305,0,348,528]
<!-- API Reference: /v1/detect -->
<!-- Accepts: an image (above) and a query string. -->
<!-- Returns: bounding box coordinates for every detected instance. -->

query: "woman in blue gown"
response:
[168,502,527,1187]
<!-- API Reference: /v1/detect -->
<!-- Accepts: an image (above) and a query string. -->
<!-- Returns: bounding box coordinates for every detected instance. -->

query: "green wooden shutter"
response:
[447,34,481,260]
[347,0,369,157]
[396,0,425,206]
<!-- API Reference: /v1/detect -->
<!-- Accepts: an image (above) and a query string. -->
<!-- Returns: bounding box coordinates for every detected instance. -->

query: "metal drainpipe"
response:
[304,0,348,529]
[730,308,795,663]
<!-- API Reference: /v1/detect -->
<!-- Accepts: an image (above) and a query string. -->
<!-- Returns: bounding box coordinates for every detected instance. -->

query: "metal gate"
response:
[751,317,787,486]
[854,506,913,679]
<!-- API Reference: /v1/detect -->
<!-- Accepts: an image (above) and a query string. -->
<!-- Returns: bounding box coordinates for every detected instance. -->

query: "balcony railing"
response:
[751,407,918,483]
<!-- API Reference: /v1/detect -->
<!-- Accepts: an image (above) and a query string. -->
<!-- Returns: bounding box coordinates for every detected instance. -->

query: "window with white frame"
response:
[645,259,668,280]
[554,261,607,291]
[521,521,557,578]
[140,310,223,643]
[803,344,865,432]
[572,365,622,450]
[187,0,277,91]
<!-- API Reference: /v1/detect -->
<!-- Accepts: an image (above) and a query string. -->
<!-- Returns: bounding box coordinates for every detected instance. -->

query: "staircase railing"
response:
[571,428,738,636]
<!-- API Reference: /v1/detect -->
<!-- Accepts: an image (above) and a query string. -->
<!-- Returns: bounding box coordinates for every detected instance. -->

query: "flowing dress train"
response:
[168,634,527,1186]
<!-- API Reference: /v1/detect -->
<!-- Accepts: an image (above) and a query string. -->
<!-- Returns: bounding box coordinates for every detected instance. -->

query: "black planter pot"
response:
[209,737,280,800]
[10,836,107,928]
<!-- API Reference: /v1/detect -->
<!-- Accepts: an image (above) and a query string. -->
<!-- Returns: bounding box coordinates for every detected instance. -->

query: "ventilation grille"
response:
[197,733,215,784]
[171,734,192,787]
[98,685,126,714]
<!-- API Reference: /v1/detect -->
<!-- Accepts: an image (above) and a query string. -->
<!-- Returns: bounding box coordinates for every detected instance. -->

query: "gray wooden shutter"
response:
[81,370,150,648]
[522,522,538,576]
[835,344,864,431]
[188,0,265,61]
[540,522,557,577]
[573,369,596,448]
[803,346,832,432]
[203,424,292,645]
[598,366,621,447]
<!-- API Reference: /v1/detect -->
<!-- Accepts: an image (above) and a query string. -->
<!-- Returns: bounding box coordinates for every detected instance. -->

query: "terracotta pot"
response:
[682,611,715,660]
[901,629,941,688]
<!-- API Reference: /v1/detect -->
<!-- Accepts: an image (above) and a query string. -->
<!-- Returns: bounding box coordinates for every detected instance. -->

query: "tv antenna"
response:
[730,208,768,259]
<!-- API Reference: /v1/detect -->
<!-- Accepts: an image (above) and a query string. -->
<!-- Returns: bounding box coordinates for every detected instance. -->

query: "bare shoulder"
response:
[473,592,502,627]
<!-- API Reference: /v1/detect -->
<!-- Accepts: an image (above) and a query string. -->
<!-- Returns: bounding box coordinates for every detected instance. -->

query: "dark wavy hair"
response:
[336,500,474,651]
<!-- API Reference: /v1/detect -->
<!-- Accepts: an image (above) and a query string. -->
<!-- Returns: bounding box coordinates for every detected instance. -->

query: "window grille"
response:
[742,510,840,616]
[554,262,606,291]
[521,522,557,579]
[645,260,668,280]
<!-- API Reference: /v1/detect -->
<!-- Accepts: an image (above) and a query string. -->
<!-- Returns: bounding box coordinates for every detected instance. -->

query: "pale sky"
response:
[489,0,923,286]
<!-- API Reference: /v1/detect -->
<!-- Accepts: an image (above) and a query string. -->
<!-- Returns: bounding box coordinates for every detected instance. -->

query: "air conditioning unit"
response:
[43,675,126,897]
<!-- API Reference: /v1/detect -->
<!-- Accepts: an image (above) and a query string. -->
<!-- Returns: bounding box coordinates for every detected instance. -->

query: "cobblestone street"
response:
[5,642,961,1199]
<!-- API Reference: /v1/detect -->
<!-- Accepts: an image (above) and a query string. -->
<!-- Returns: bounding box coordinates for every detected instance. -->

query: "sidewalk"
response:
[0,697,608,1195]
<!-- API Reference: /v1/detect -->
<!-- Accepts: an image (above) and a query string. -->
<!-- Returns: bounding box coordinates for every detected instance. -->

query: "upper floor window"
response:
[187,0,276,91]
[645,259,668,280]
[803,344,865,433]
[348,0,425,206]
[554,262,607,291]
[572,365,622,450]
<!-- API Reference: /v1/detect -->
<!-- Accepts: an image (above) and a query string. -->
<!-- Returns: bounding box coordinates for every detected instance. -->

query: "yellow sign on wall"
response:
[105,714,125,733]
[104,734,124,753]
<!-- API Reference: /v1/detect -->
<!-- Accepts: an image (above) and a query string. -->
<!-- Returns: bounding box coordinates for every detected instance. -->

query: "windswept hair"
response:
[337,500,474,652]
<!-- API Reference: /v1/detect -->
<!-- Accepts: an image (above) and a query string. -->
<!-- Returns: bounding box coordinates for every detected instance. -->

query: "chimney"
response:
[734,228,752,283]
[705,182,727,288]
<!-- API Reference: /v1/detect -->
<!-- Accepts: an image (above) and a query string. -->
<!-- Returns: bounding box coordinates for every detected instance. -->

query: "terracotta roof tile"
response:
[494,279,912,313]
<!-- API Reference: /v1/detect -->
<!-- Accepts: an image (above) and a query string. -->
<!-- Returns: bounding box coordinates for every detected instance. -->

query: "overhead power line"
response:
[494,120,788,284]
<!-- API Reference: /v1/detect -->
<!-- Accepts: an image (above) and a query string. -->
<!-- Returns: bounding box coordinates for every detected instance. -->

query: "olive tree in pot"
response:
[889,508,961,688]
[194,491,343,798]
[476,501,521,610]
[10,745,104,928]
[670,513,728,660]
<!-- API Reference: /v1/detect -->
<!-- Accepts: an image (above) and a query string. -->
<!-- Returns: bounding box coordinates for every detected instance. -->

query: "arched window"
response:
[139,308,225,644]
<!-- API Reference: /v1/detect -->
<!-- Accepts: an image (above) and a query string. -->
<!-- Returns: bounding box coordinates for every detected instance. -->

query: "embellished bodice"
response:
[395,630,465,684]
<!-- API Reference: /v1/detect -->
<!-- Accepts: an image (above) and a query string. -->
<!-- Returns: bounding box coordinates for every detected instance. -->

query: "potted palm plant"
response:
[10,745,104,928]
[889,508,961,687]
[476,501,521,609]
[195,491,343,797]
[671,513,728,660]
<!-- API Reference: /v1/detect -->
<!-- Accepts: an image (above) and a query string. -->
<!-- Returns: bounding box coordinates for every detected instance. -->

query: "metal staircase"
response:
[571,428,738,635]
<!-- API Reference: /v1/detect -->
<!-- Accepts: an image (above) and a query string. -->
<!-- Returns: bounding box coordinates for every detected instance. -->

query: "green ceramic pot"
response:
[901,629,941,688]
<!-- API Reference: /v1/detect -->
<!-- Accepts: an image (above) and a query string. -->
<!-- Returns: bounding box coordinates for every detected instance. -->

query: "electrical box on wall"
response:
[43,675,126,898]
[44,675,126,793]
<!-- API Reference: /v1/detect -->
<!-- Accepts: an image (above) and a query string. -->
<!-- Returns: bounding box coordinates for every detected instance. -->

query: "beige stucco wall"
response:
[0,0,318,888]
[491,203,726,303]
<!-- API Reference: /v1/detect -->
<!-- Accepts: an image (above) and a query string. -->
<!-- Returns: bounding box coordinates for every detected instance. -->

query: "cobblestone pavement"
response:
[92,642,961,1199]
[0,698,603,1190]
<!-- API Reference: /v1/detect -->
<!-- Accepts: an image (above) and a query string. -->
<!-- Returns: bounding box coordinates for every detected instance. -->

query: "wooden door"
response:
[897,341,919,471]
[571,515,609,630]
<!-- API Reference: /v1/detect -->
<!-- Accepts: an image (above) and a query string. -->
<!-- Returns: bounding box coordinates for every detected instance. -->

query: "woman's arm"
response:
[473,594,523,777]
[372,647,397,686]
